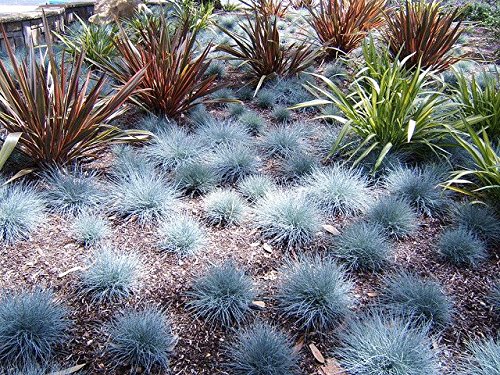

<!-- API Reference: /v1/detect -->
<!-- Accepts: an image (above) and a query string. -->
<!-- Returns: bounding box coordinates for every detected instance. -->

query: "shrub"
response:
[174,161,217,196]
[238,174,276,202]
[0,290,69,369]
[367,196,418,239]
[187,263,255,327]
[383,0,465,72]
[254,190,321,250]
[109,171,178,224]
[255,90,275,109]
[196,119,252,148]
[0,26,146,167]
[97,17,222,117]
[280,152,317,180]
[385,164,449,217]
[145,126,204,171]
[260,124,309,158]
[296,41,451,172]
[450,203,500,244]
[239,111,267,135]
[217,13,318,84]
[226,322,299,375]
[107,308,176,373]
[303,165,372,217]
[81,248,140,302]
[307,0,386,58]
[381,271,453,327]
[333,221,391,271]
[204,189,245,226]
[272,106,292,123]
[42,167,103,216]
[0,183,45,244]
[158,215,205,257]
[336,312,439,375]
[71,211,110,247]
[210,145,260,184]
[460,338,500,375]
[437,228,487,267]
[277,256,352,332]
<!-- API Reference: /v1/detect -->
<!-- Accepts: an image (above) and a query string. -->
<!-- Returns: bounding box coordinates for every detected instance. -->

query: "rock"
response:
[309,343,325,364]
[89,0,149,24]
[322,224,341,236]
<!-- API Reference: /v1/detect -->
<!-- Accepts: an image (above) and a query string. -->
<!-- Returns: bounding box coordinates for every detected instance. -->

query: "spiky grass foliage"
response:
[239,111,266,135]
[42,167,103,216]
[196,119,252,148]
[81,248,140,303]
[110,171,178,224]
[145,126,203,172]
[204,189,245,226]
[0,183,45,244]
[336,312,438,375]
[255,90,275,109]
[238,174,276,202]
[204,60,226,79]
[491,283,500,314]
[236,86,254,101]
[71,211,110,247]
[254,190,321,250]
[333,221,392,271]
[210,145,260,184]
[174,161,217,197]
[303,165,372,217]
[381,271,453,328]
[367,196,418,239]
[0,290,69,369]
[450,203,500,244]
[272,106,292,123]
[460,338,500,375]
[437,228,487,267]
[158,215,206,257]
[187,263,255,327]
[265,76,314,107]
[111,144,153,177]
[260,124,309,158]
[212,87,237,102]
[277,256,352,332]
[226,322,299,375]
[227,103,246,118]
[323,61,347,81]
[107,308,176,373]
[280,152,318,180]
[188,104,211,126]
[385,164,449,217]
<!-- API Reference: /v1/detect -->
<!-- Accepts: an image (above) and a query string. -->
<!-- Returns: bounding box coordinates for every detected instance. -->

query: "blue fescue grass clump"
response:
[260,124,309,158]
[187,263,255,327]
[188,104,211,127]
[238,174,276,202]
[280,152,318,180]
[277,256,352,332]
[158,215,206,257]
[42,167,103,216]
[235,86,254,101]
[145,126,203,172]
[437,228,487,267]
[336,312,438,375]
[0,290,69,369]
[254,190,321,250]
[323,61,347,81]
[226,322,299,375]
[204,60,226,79]
[196,119,252,148]
[227,103,246,118]
[333,221,392,272]
[110,171,178,224]
[450,203,500,244]
[303,165,372,217]
[491,283,500,314]
[385,164,449,217]
[239,111,266,135]
[367,196,418,239]
[111,145,152,177]
[265,77,313,108]
[210,145,260,184]
[204,189,245,226]
[381,271,453,328]
[173,161,217,197]
[107,308,176,373]
[460,338,500,375]
[255,90,275,109]
[211,87,236,102]
[81,248,140,303]
[138,115,175,133]
[0,183,45,244]
[272,106,292,123]
[71,211,110,247]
